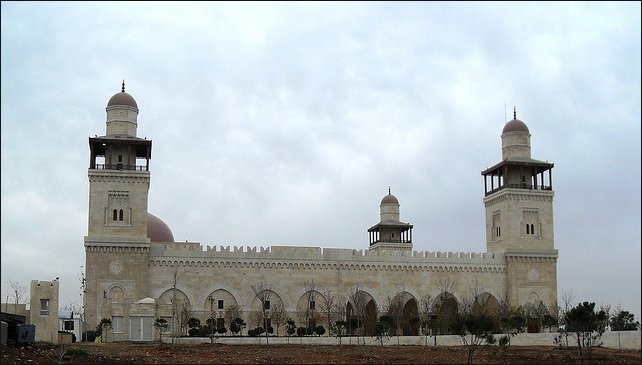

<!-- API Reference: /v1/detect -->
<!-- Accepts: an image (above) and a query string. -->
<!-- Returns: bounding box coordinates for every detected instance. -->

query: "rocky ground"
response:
[1,342,640,364]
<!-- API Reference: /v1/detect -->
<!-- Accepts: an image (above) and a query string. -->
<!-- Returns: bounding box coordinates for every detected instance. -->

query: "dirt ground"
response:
[1,342,640,364]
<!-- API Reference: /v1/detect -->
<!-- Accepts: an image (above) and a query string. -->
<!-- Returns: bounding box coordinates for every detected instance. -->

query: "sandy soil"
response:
[1,341,640,364]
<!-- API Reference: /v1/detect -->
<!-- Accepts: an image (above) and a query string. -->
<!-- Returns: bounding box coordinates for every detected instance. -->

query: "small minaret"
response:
[368,188,413,252]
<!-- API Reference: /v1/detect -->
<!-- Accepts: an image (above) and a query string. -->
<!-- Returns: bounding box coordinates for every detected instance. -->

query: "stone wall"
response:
[169,330,642,350]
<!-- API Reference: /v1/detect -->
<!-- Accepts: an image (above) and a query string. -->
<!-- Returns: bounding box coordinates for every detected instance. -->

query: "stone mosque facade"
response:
[84,84,558,341]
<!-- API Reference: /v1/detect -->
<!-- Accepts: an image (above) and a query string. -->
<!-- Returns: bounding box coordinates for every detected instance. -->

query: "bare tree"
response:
[270,303,288,336]
[319,289,337,336]
[224,303,241,331]
[301,281,320,330]
[348,285,370,345]
[495,288,524,345]
[559,289,576,347]
[384,289,405,344]
[8,280,27,314]
[419,293,435,346]
[153,303,169,344]
[178,301,192,337]
[333,295,348,345]
[251,282,273,348]
[249,311,263,330]
[455,283,499,365]
[171,270,178,344]
[435,277,459,335]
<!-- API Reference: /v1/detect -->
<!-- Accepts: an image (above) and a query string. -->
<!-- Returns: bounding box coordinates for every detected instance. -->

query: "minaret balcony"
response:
[485,184,553,196]
[369,238,412,245]
[92,164,149,171]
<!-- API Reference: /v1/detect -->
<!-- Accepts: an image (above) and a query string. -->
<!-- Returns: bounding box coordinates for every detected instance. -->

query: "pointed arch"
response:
[432,291,459,335]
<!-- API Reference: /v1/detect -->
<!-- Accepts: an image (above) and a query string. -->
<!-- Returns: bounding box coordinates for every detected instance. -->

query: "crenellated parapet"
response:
[149,242,507,273]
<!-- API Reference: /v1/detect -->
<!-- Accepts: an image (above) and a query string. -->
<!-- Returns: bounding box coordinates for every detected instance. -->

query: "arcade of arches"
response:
[134,286,503,336]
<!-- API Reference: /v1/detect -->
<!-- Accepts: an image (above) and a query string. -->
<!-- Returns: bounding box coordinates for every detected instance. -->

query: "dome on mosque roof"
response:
[147,212,175,243]
[381,193,399,205]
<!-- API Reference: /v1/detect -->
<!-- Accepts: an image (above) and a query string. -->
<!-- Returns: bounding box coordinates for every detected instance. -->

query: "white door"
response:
[130,316,153,341]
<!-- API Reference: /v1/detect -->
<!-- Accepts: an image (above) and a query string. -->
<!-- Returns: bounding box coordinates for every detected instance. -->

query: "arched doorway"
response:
[204,289,238,335]
[346,290,377,336]
[401,297,419,335]
[157,289,191,337]
[473,292,500,332]
[387,292,420,336]
[432,292,458,335]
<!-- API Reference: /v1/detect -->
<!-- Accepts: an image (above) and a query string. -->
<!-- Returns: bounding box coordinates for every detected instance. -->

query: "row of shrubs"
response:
[185,325,327,337]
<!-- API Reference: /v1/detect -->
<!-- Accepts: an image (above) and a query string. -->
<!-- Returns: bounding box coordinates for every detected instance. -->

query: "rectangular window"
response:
[263,300,270,310]
[64,321,74,330]
[112,316,124,333]
[492,212,501,240]
[309,300,315,310]
[218,299,224,310]
[40,299,50,315]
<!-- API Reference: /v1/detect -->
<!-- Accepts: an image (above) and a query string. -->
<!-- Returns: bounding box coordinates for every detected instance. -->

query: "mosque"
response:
[84,83,558,341]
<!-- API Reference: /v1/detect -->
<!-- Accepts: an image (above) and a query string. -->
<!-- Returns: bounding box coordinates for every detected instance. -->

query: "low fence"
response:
[164,330,641,350]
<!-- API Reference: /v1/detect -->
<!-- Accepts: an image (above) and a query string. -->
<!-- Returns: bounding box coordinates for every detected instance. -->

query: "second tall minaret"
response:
[481,110,555,252]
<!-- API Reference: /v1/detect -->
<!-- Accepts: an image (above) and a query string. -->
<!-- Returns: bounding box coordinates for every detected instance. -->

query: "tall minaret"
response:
[481,108,558,308]
[84,81,152,329]
[367,188,413,252]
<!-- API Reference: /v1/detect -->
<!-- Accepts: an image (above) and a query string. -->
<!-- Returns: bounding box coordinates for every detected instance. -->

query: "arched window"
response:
[119,209,124,221]
[530,224,534,235]
[113,209,118,221]
[526,224,530,234]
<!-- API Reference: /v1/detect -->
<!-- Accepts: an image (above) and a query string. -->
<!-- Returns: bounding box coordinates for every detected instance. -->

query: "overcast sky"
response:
[2,2,640,318]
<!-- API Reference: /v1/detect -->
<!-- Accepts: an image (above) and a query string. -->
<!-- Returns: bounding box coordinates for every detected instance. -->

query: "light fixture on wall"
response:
[103,290,107,299]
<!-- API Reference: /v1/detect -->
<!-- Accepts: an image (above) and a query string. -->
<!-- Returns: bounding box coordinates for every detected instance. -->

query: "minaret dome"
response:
[105,80,140,137]
[380,188,400,222]
[501,107,531,160]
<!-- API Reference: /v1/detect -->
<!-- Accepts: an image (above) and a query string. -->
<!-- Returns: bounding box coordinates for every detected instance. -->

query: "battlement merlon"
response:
[149,242,507,265]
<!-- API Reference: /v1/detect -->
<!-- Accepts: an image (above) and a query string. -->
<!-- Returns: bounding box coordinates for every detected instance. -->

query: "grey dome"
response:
[381,194,399,205]
[502,119,529,134]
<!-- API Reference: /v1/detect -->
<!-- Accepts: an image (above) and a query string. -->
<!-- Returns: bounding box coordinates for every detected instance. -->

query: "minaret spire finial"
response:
[122,79,125,93]
[513,106,516,120]
[388,186,391,195]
